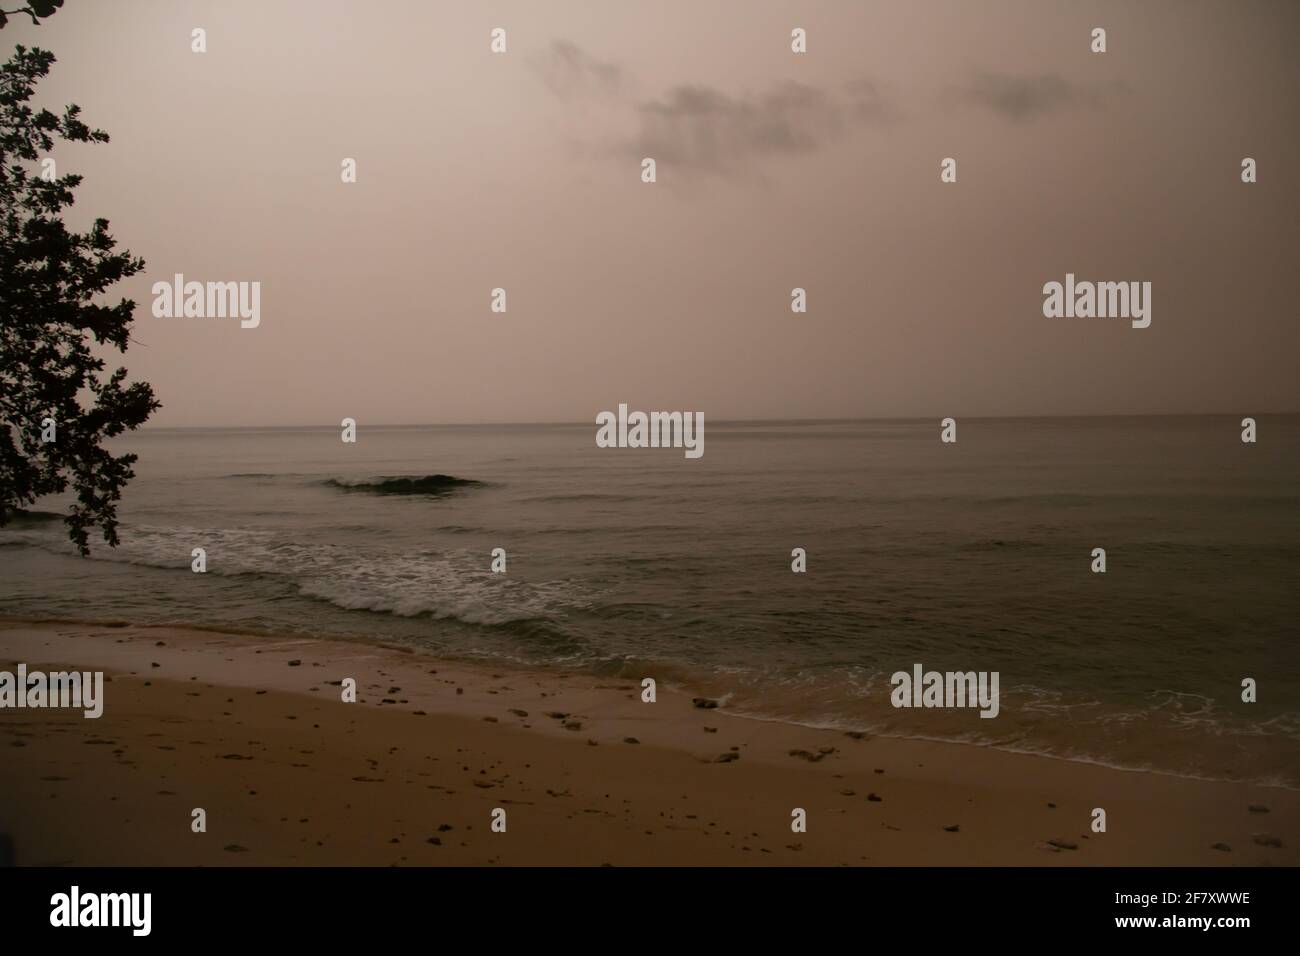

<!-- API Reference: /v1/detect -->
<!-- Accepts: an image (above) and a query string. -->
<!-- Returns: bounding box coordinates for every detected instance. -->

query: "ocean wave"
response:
[519,493,642,504]
[1,508,65,525]
[1,521,592,631]
[294,563,590,628]
[322,474,485,496]
[958,538,1048,552]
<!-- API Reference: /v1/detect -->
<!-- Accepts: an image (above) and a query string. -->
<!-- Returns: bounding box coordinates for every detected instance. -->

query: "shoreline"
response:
[1,617,1296,866]
[3,613,1292,794]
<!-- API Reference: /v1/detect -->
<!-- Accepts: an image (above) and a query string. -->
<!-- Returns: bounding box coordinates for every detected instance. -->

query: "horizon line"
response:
[132,411,1299,431]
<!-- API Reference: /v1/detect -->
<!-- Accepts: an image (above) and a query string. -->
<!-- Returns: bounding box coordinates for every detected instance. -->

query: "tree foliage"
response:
[0,2,65,30]
[1,45,159,554]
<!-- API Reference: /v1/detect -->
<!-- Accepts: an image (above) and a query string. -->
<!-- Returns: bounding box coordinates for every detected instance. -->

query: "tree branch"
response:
[0,7,39,27]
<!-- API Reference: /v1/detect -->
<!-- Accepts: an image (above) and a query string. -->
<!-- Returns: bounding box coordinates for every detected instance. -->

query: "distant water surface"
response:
[2,417,1297,787]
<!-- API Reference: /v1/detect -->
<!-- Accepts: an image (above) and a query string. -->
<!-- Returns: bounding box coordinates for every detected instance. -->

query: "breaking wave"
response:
[322,474,485,496]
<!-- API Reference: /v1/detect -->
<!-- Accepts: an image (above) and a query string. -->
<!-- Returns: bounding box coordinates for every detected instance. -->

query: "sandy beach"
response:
[0,617,1294,867]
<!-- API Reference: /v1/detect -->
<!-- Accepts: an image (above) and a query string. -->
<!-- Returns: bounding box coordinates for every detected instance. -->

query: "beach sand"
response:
[0,618,1294,866]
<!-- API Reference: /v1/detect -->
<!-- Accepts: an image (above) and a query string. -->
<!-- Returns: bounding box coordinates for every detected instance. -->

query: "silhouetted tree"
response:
[1,45,159,554]
[0,1,64,30]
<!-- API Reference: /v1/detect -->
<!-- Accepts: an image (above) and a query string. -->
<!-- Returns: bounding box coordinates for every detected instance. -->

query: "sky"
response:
[7,0,1299,426]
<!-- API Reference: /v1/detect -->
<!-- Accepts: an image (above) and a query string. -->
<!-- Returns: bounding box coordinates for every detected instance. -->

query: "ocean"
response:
[2,416,1297,787]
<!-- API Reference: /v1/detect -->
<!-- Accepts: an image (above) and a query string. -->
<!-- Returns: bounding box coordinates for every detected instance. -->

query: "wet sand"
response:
[0,618,1295,866]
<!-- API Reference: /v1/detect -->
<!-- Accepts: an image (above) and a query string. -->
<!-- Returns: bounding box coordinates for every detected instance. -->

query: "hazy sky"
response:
[9,0,1299,425]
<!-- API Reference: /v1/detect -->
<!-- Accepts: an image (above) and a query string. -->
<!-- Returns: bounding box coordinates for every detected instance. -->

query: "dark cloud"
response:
[962,72,1125,121]
[533,40,623,100]
[631,80,893,173]
[533,40,899,175]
